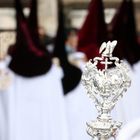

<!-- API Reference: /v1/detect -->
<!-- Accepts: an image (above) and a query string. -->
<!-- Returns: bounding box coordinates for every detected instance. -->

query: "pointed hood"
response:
[28,0,38,31]
[27,0,45,51]
[110,0,140,65]
[53,0,67,63]
[53,0,82,95]
[8,0,52,77]
[8,0,25,56]
[77,0,107,60]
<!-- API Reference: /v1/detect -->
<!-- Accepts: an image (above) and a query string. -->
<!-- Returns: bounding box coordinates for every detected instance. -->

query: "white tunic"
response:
[0,57,69,140]
[65,83,98,140]
[65,56,97,140]
[112,61,140,125]
[117,119,140,140]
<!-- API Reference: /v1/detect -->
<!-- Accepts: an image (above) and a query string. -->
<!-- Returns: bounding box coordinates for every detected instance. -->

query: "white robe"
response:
[112,61,140,125]
[65,83,98,140]
[117,119,140,140]
[0,57,69,140]
[65,57,97,140]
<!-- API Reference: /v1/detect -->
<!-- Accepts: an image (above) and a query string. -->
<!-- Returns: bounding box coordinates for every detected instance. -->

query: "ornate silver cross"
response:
[82,41,131,140]
[100,58,112,70]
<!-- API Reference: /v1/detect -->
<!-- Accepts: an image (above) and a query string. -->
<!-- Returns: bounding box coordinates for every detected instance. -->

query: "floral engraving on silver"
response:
[82,41,131,140]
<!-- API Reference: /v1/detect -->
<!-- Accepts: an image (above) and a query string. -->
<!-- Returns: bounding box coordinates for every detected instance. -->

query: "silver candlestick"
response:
[82,41,131,140]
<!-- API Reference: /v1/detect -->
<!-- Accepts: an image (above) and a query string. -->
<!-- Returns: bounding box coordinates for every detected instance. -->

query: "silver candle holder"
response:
[82,41,131,140]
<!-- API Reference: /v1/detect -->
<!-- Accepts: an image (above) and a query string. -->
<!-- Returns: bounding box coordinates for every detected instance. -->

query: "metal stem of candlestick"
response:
[82,41,131,140]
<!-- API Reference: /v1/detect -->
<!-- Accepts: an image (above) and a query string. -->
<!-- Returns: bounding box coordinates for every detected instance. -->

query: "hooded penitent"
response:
[53,0,82,95]
[110,0,140,65]
[9,0,52,77]
[77,0,107,60]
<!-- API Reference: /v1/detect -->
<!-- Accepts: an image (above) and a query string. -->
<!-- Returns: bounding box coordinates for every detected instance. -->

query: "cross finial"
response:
[101,58,112,70]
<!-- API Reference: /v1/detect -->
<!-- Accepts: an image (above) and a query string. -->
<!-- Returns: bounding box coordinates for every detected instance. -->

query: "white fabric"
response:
[104,61,140,139]
[65,83,98,140]
[0,56,11,69]
[117,119,140,140]
[112,61,140,124]
[68,52,86,70]
[65,61,97,140]
[0,58,69,140]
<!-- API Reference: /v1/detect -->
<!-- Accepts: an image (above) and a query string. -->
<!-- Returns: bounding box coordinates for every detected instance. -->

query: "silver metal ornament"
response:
[82,41,131,140]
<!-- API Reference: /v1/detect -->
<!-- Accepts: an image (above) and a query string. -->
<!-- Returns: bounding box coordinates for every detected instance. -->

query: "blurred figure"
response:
[109,0,140,65]
[65,28,78,54]
[38,26,54,52]
[77,0,107,62]
[0,0,70,140]
[52,2,95,140]
[64,29,96,140]
[53,0,82,95]
[65,27,87,69]
[108,0,140,126]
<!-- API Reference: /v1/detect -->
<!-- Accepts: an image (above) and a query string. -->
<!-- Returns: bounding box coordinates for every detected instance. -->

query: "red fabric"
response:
[10,0,45,57]
[110,0,140,65]
[77,0,107,60]
[20,21,44,57]
[8,0,52,77]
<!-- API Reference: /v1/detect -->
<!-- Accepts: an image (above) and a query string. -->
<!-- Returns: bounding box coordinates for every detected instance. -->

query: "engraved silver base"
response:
[87,113,122,140]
